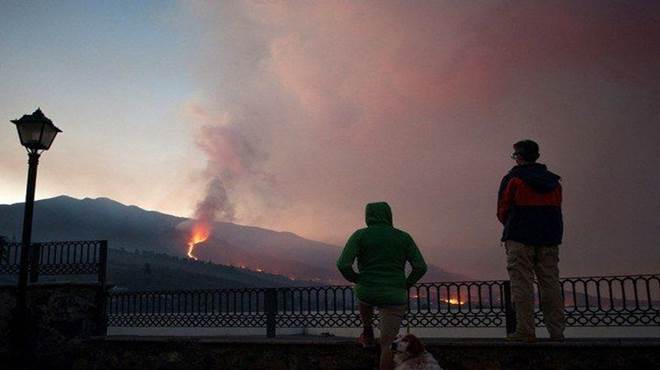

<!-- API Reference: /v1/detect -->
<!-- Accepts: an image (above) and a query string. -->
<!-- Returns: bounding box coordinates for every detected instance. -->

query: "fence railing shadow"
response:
[106,274,660,337]
[0,240,107,285]
[2,240,658,337]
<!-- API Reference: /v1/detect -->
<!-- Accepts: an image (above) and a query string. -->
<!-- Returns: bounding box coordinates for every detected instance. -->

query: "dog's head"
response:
[391,333,425,362]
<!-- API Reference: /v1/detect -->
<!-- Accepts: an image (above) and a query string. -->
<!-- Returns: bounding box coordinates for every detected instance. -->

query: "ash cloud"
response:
[181,1,660,278]
[177,177,234,239]
[194,177,235,223]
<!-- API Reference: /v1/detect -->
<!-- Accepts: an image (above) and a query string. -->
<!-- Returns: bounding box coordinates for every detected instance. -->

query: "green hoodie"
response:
[336,202,428,305]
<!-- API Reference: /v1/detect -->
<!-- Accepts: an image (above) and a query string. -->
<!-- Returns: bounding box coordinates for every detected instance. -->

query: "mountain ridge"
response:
[0,195,468,284]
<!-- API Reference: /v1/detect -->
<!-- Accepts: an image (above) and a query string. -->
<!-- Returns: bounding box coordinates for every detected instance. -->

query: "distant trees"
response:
[104,246,306,290]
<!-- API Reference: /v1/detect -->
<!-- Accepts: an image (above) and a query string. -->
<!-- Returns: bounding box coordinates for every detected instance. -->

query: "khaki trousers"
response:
[505,240,565,337]
[359,302,406,370]
[378,305,406,370]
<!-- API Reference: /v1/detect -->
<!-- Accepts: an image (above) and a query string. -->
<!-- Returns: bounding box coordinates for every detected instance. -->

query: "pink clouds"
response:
[196,124,256,177]
[182,1,660,278]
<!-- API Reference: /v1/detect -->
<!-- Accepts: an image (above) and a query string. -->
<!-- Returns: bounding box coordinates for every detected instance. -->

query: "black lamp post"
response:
[11,108,61,315]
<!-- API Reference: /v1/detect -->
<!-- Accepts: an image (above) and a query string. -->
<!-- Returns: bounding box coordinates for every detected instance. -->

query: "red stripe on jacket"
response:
[497,177,562,224]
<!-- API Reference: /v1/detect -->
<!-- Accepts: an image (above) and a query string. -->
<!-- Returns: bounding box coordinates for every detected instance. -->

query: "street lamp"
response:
[10,108,61,321]
[12,108,61,152]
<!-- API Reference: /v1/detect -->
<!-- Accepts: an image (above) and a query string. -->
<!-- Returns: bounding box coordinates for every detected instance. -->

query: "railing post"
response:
[96,241,109,336]
[98,241,108,286]
[503,280,516,335]
[264,288,277,338]
[29,242,40,283]
[0,241,8,265]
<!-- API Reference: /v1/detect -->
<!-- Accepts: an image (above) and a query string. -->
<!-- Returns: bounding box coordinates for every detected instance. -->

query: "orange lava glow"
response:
[187,222,210,260]
[442,298,465,305]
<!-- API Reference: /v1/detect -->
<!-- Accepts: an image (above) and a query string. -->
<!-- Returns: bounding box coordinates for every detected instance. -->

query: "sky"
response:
[1,1,659,279]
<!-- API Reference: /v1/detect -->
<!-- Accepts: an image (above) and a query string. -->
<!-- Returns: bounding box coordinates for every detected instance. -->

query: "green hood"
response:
[337,201,428,305]
[365,202,393,226]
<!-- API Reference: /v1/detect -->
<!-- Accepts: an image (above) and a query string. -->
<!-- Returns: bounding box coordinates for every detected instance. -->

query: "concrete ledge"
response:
[101,334,660,346]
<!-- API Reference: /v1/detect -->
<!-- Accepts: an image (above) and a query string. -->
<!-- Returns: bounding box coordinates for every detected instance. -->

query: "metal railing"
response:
[0,240,107,285]
[556,275,660,327]
[106,274,660,337]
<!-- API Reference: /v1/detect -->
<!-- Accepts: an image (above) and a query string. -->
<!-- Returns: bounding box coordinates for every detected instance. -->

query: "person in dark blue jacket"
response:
[498,140,565,342]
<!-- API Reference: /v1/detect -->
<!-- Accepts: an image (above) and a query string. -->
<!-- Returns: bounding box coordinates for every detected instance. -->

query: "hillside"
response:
[0,196,467,286]
[106,248,309,290]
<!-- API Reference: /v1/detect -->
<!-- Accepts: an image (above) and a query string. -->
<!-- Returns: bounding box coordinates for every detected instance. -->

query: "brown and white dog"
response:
[391,334,443,370]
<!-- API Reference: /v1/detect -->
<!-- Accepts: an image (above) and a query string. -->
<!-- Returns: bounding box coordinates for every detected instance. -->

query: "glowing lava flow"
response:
[187,223,210,260]
[442,298,465,305]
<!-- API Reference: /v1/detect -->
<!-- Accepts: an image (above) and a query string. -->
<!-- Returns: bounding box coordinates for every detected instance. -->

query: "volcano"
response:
[0,196,468,284]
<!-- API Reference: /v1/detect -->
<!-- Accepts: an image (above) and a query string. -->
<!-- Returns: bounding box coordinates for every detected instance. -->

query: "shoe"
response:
[357,333,376,348]
[549,335,565,342]
[506,333,537,343]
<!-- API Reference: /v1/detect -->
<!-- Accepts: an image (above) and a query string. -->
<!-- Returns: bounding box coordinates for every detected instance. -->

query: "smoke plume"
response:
[181,1,660,278]
[194,177,235,223]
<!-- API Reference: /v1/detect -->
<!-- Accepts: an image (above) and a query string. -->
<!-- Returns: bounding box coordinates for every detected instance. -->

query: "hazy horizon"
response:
[2,1,660,279]
[2,193,660,281]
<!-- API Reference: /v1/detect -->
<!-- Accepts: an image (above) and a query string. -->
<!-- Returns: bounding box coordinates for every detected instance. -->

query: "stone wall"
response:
[0,283,106,357]
[1,285,658,370]
[0,286,16,351]
[3,336,659,370]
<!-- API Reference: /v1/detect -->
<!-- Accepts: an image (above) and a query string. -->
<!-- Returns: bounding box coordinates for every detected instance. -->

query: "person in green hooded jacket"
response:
[337,202,427,370]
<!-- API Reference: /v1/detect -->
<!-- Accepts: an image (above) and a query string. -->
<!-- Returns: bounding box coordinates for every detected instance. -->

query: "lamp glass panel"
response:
[17,121,45,149]
[40,124,59,149]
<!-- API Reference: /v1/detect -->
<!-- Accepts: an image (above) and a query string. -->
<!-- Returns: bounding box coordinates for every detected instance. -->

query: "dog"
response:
[391,334,443,370]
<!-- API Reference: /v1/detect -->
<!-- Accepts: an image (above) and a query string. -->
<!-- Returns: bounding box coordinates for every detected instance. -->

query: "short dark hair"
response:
[513,140,540,162]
